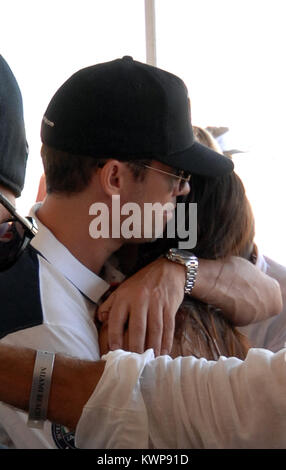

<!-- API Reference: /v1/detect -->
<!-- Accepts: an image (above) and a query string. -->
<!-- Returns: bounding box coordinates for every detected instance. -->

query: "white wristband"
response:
[27,350,55,429]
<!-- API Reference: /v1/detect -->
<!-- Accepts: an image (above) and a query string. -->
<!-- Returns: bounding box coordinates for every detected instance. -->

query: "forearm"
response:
[48,355,105,430]
[0,344,35,412]
[192,257,282,325]
[0,344,105,430]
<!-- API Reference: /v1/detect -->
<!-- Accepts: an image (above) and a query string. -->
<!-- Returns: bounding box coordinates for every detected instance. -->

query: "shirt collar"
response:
[29,203,110,303]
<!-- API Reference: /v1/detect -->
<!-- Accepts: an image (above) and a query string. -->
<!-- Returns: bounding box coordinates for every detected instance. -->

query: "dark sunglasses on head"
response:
[0,192,38,271]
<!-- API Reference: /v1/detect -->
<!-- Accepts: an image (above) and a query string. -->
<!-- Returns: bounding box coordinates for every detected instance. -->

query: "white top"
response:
[240,251,286,352]
[0,203,110,449]
[76,347,286,449]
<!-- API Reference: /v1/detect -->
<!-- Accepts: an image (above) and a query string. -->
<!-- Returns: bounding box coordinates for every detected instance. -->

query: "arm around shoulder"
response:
[192,256,282,326]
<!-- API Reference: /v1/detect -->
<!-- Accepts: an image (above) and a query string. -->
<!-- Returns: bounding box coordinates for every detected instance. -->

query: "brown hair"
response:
[186,171,255,260]
[41,145,107,195]
[172,127,254,359]
[172,302,249,360]
[175,171,254,360]
[136,168,254,360]
[41,144,151,195]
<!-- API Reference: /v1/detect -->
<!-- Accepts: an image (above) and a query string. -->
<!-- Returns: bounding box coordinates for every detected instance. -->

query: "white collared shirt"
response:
[30,202,110,303]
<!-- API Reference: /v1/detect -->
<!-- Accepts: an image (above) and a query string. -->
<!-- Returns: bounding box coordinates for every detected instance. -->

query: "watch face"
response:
[170,248,192,261]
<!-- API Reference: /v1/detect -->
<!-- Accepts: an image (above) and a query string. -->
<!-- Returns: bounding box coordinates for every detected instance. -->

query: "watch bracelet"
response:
[184,258,198,294]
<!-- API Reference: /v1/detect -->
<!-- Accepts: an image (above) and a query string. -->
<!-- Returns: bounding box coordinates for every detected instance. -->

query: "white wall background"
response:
[1,0,286,264]
[155,0,286,265]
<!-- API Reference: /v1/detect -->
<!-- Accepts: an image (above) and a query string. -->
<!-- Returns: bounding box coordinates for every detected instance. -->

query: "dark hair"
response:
[137,171,255,263]
[185,171,255,260]
[41,144,151,195]
[135,170,254,360]
[173,301,249,360]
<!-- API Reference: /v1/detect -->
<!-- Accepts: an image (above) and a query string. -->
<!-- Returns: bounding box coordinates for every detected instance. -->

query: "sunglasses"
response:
[144,163,190,182]
[138,164,191,192]
[0,192,38,271]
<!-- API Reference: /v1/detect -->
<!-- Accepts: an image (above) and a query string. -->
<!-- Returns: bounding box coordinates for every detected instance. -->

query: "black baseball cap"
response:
[0,55,28,197]
[41,56,233,177]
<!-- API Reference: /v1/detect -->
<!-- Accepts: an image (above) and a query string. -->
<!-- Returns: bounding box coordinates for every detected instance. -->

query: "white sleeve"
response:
[76,348,286,449]
[240,255,286,352]
[75,349,154,449]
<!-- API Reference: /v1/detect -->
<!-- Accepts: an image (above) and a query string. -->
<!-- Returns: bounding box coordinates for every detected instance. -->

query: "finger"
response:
[108,301,130,350]
[145,306,163,357]
[128,304,148,354]
[97,294,115,322]
[98,321,109,356]
[160,307,176,356]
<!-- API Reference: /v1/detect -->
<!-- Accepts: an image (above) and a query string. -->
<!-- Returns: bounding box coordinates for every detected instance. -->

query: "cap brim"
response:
[157,141,234,177]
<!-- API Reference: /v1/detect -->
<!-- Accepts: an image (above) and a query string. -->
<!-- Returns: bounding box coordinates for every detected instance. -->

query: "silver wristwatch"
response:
[165,248,198,295]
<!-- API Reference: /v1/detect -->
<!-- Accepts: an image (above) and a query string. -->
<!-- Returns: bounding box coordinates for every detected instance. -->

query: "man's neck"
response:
[36,194,122,275]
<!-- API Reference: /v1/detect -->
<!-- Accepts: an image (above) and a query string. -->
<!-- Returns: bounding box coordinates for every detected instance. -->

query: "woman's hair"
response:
[185,171,255,260]
[134,127,255,360]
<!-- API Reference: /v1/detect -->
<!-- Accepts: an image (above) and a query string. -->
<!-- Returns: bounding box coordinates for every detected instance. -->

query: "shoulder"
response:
[264,256,286,294]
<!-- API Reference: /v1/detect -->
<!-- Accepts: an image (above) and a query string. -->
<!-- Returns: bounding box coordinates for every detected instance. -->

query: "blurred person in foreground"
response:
[0,54,28,449]
[0,55,28,215]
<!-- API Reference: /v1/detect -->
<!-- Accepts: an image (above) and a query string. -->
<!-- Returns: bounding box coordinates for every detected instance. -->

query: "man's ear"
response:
[99,160,125,196]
